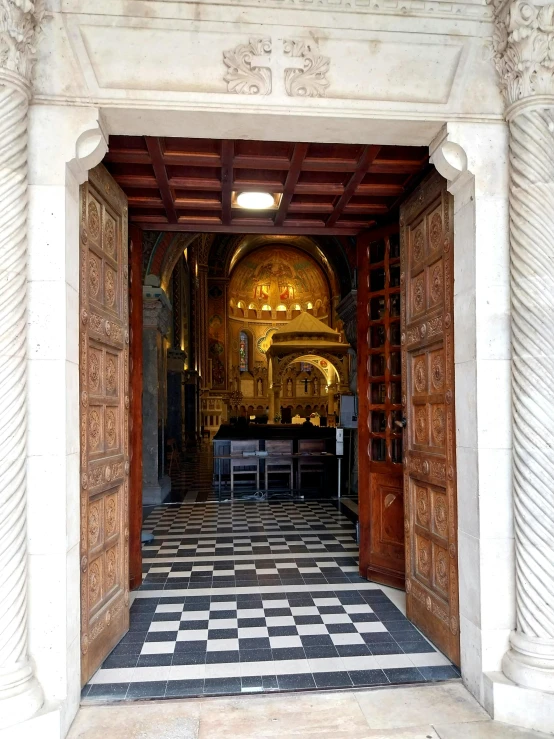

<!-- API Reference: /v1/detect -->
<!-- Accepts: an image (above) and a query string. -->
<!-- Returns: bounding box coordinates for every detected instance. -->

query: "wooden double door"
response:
[358,172,460,665]
[79,165,130,684]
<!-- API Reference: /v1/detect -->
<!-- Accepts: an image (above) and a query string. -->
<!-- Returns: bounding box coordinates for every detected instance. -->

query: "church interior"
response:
[80,135,461,703]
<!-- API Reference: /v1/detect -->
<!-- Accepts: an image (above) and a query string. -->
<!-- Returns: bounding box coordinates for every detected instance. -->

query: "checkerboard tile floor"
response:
[82,500,459,702]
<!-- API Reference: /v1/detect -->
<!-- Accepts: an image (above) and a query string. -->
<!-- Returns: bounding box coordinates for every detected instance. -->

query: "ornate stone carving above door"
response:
[223,37,330,97]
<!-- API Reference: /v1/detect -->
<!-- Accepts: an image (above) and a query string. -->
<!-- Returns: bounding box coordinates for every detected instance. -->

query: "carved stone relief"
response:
[223,37,330,97]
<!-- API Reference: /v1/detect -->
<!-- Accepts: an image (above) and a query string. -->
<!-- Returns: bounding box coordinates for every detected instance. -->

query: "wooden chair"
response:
[265,439,293,490]
[166,438,181,476]
[297,438,327,490]
[230,440,260,491]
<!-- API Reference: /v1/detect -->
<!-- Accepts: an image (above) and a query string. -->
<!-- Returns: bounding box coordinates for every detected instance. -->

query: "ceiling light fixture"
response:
[236,191,275,210]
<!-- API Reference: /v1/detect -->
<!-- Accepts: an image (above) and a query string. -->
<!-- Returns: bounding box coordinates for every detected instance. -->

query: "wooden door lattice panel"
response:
[80,165,130,684]
[400,171,459,666]
[358,226,405,590]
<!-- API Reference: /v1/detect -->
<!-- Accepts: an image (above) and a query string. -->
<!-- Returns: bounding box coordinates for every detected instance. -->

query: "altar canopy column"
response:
[492,0,554,694]
[142,291,171,505]
[273,386,281,422]
[0,1,44,728]
[328,384,336,416]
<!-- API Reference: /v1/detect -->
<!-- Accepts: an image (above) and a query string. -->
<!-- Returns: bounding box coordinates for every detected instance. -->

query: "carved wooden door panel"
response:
[357,226,405,589]
[80,165,130,684]
[400,172,459,665]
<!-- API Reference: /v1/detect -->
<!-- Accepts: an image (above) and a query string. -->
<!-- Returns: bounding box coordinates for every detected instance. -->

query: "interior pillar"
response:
[142,290,171,505]
[0,7,44,728]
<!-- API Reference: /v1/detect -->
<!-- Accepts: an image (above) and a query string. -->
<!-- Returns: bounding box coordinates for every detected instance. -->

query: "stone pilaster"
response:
[491,0,554,693]
[142,290,172,505]
[193,235,213,394]
[0,0,44,729]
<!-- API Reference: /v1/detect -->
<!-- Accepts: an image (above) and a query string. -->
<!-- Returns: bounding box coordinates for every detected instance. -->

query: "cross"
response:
[251,41,305,98]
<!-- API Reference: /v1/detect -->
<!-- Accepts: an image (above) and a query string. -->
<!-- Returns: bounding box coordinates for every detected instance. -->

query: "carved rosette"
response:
[0,0,45,728]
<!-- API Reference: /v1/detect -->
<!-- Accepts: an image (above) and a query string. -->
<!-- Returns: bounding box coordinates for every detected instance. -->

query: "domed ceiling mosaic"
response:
[229,245,330,313]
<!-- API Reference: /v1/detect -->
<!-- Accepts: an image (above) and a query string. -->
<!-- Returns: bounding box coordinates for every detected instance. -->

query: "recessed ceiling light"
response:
[236,191,275,210]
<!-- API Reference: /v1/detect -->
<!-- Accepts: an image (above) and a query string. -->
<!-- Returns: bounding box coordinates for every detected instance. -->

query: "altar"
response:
[212,424,342,496]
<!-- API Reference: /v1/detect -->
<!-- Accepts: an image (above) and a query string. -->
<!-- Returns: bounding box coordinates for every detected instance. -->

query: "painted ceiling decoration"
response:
[229,245,330,315]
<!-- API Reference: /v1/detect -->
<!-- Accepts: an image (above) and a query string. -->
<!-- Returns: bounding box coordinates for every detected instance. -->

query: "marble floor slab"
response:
[68,684,551,738]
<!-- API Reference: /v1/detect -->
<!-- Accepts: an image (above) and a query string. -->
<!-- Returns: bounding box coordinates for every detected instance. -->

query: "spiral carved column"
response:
[502,105,554,692]
[0,74,43,728]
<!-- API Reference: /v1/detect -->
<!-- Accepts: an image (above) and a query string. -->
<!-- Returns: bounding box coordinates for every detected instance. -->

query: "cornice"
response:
[0,0,45,89]
[490,0,554,107]
[94,0,495,24]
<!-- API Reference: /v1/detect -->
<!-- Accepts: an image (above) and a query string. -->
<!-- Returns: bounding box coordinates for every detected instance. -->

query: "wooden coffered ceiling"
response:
[104,137,429,236]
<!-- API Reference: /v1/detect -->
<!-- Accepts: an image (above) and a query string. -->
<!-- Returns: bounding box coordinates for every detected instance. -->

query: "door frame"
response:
[26,105,511,724]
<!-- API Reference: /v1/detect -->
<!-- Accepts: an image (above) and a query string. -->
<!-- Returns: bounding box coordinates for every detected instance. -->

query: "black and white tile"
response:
[83,499,459,702]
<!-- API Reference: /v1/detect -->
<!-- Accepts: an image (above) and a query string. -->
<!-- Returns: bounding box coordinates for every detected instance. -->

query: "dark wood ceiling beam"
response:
[343,204,389,214]
[274,143,309,227]
[356,183,404,196]
[282,218,327,229]
[333,219,376,230]
[369,161,426,174]
[162,152,221,167]
[130,215,170,224]
[233,155,292,170]
[234,178,284,192]
[169,177,221,191]
[134,222,359,235]
[127,196,165,207]
[112,175,159,188]
[174,198,222,210]
[145,137,178,224]
[326,145,381,228]
[302,158,358,172]
[104,151,152,164]
[294,183,344,195]
[287,202,334,213]
[221,140,234,226]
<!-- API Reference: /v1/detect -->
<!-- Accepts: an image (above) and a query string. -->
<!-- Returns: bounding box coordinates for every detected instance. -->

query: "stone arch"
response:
[273,351,347,389]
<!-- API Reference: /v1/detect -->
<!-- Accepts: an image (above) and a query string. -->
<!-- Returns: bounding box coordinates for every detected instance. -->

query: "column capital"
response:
[143,288,172,336]
[490,0,554,112]
[0,0,45,96]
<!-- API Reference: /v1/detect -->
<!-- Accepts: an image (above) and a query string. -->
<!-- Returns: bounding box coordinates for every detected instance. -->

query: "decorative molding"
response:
[68,119,109,186]
[223,37,271,95]
[0,0,45,87]
[148,0,494,21]
[284,40,330,98]
[490,0,554,107]
[502,105,554,692]
[223,37,330,97]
